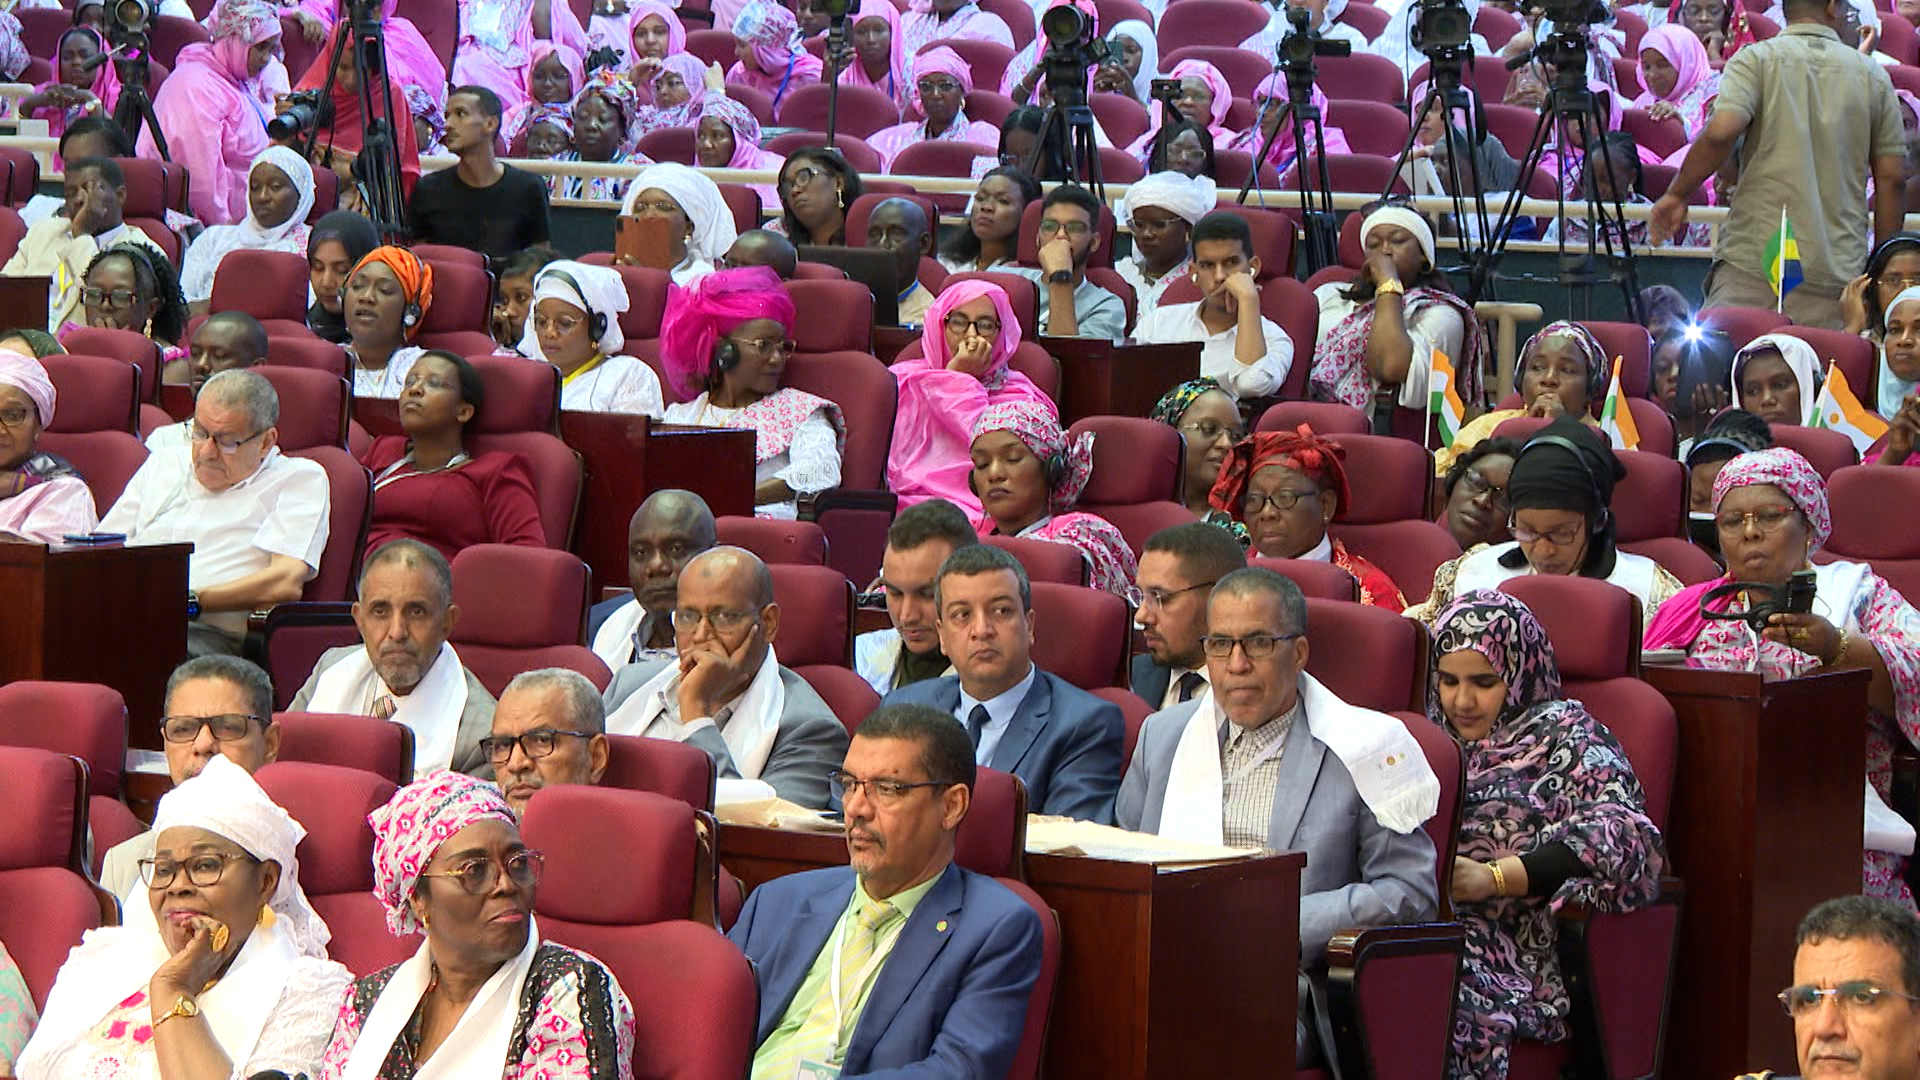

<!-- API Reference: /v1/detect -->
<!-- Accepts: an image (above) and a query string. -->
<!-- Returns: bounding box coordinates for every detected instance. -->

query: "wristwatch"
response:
[1374,278,1406,297]
[154,995,199,1027]
[186,589,201,621]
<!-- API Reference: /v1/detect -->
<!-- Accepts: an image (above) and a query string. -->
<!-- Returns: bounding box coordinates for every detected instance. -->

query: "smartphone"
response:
[1673,333,1733,420]
[615,214,677,271]
[1782,568,1818,615]
[61,532,126,544]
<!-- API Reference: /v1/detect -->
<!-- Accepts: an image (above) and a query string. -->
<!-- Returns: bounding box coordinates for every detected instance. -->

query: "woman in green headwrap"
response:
[1149,377,1245,519]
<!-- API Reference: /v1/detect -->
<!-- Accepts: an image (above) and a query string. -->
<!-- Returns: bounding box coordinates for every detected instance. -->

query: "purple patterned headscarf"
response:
[1711,447,1831,552]
[1518,320,1610,410]
[732,0,802,74]
[368,771,516,936]
[1429,589,1564,734]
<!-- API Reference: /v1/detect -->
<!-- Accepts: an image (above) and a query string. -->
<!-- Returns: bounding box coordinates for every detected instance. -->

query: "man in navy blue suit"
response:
[729,703,1043,1080]
[880,544,1124,823]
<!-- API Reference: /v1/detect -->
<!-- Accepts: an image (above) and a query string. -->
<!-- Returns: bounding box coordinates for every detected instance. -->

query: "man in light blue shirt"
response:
[1008,184,1127,342]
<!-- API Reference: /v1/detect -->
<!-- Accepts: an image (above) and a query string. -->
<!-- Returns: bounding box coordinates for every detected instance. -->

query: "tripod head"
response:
[1277,3,1349,88]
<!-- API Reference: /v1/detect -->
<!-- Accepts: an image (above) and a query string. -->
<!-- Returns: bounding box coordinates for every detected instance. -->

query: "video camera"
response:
[1278,3,1349,66]
[1411,0,1474,56]
[268,88,333,141]
[1038,3,1107,109]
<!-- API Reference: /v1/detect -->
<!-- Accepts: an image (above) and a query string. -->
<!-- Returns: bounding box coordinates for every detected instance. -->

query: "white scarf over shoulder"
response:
[306,642,471,778]
[605,647,785,780]
[338,918,542,1080]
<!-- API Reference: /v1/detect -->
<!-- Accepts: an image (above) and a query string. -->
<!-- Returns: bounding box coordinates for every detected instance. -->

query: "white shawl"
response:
[306,642,471,778]
[1158,673,1440,846]
[338,919,542,1080]
[604,647,786,779]
[1453,542,1662,608]
[590,598,649,670]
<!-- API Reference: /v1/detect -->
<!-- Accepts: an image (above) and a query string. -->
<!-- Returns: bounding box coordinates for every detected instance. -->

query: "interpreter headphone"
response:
[713,338,741,375]
[966,450,1069,496]
[1519,433,1610,535]
[542,269,607,342]
[402,302,421,328]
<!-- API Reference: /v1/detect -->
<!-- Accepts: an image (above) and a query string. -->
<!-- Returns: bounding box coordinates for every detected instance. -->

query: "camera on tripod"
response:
[268,89,333,141]
[1411,0,1474,55]
[1038,3,1107,109]
[1279,3,1348,64]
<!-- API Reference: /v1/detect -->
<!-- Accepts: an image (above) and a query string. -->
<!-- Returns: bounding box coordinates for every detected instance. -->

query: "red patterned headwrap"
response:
[1208,424,1351,520]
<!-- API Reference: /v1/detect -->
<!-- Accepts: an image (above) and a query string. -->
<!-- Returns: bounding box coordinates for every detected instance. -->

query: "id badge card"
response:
[793,1060,841,1080]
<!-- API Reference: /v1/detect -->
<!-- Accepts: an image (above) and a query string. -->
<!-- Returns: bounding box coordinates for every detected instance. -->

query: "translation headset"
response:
[965,448,1070,497]
[1519,433,1609,535]
[713,337,741,375]
[541,269,606,342]
[399,252,427,328]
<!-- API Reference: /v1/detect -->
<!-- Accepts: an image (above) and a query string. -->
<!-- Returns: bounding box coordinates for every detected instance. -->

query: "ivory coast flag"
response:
[1428,348,1465,447]
[1766,206,1803,313]
[1810,362,1889,454]
[1599,356,1640,451]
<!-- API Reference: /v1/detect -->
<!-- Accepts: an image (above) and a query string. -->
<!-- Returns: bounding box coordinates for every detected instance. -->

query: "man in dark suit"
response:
[1131,522,1247,711]
[730,703,1043,1080]
[585,489,716,671]
[882,544,1124,823]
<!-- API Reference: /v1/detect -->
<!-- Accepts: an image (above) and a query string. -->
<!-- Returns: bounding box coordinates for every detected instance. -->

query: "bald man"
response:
[149,312,272,454]
[723,228,799,280]
[865,197,935,326]
[601,545,850,807]
[588,489,718,670]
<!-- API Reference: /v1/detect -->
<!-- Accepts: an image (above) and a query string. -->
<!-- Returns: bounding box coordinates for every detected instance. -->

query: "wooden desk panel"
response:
[1052,340,1201,426]
[721,825,1303,1080]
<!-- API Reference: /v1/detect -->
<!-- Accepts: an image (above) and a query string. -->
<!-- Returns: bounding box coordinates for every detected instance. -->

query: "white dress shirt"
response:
[957,663,1038,766]
[1159,665,1211,712]
[1114,257,1190,315]
[1132,299,1293,400]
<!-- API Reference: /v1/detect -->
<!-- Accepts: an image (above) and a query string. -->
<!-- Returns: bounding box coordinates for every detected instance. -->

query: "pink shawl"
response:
[1634,24,1709,104]
[34,28,122,154]
[839,0,907,114]
[1160,59,1235,142]
[1231,73,1352,169]
[632,54,708,135]
[727,0,823,110]
[142,0,278,225]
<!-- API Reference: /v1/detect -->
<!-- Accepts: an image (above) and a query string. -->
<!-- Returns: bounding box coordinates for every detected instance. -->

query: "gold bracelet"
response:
[1487,860,1507,897]
[1825,629,1852,667]
[1374,278,1406,297]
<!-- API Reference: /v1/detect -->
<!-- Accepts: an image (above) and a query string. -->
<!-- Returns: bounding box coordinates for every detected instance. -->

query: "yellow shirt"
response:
[751,872,943,1077]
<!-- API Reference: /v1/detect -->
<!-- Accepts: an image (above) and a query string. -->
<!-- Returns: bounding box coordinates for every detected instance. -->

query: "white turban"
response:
[150,755,330,958]
[1361,205,1436,268]
[621,162,739,264]
[1124,170,1217,225]
[521,260,633,357]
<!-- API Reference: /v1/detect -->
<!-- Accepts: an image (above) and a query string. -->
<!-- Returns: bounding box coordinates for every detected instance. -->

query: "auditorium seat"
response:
[279,14,323,93]
[717,184,762,236]
[636,126,696,165]
[413,243,486,270]
[256,367,349,451]
[781,336,898,585]
[0,746,115,1007]
[923,39,1018,94]
[1768,423,1860,479]
[248,602,359,710]
[1880,10,1920,64]
[956,767,1027,880]
[1153,274,1320,398]
[685,27,740,67]
[0,205,23,266]
[962,89,1018,130]
[1303,597,1428,713]
[525,784,717,927]
[1611,449,1685,545]
[1326,433,1463,600]
[1090,92,1151,150]
[1068,416,1193,556]
[798,665,882,736]
[1409,55,1515,107]
[14,9,65,71]
[1284,153,1409,197]
[42,354,138,434]
[767,562,855,670]
[112,157,184,264]
[1157,0,1271,52]
[1092,686,1153,771]
[210,249,323,337]
[1697,305,1789,350]
[1204,203,1299,281]
[265,336,350,377]
[1000,876,1062,1080]
[716,516,830,565]
[290,446,371,602]
[449,544,610,694]
[985,534,1088,586]
[256,762,417,977]
[1579,321,1653,398]
[35,428,148,528]
[1161,45,1274,97]
[1016,198,1118,270]
[1250,556,1361,601]
[61,324,162,404]
[763,132,885,175]
[1474,2,1521,47]
[0,680,142,878]
[608,920,759,1080]
[1778,324,1878,410]
[1621,107,1686,158]
[601,732,718,810]
[844,193,941,273]
[606,264,671,356]
[1323,99,1412,159]
[462,355,581,549]
[1826,464,1920,602]
[1087,267,1138,334]
[272,711,415,786]
[893,143,998,212]
[413,260,497,356]
[1029,581,1130,690]
[1097,147,1146,183]
[977,0,1033,47]
[1257,400,1369,437]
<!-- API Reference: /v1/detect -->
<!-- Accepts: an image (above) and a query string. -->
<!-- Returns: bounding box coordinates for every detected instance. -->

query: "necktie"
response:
[751,898,898,1080]
[371,695,397,720]
[966,704,990,746]
[1177,672,1205,703]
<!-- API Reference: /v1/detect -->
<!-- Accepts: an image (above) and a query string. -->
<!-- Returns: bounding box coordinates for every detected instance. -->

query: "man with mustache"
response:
[290,538,496,777]
[485,667,610,817]
[729,703,1042,1079]
[1130,522,1246,710]
[588,489,717,670]
[1741,896,1920,1080]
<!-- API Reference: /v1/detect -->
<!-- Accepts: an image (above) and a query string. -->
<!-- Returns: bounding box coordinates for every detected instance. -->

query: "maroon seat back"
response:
[1697,305,1789,351]
[955,767,1027,880]
[1156,0,1270,51]
[414,261,496,356]
[0,748,108,1007]
[1322,434,1459,596]
[786,278,877,354]
[1827,464,1920,602]
[413,243,486,269]
[42,354,138,433]
[768,562,854,666]
[1579,321,1653,398]
[1205,204,1298,281]
[266,336,350,376]
[843,192,941,259]
[636,127,697,164]
[210,249,312,324]
[1319,49,1413,101]
[1016,199,1117,270]
[257,368,348,451]
[601,920,760,1080]
[716,516,830,565]
[782,351,895,489]
[0,680,129,801]
[1257,400,1369,436]
[1090,92,1150,149]
[776,81,902,137]
[999,876,1061,1080]
[1250,557,1361,601]
[1304,597,1427,714]
[0,205,25,265]
[984,534,1087,586]
[61,325,161,403]
[1619,536,1723,586]
[1768,423,1860,479]
[524,784,705,926]
[797,665,882,734]
[1324,99,1412,157]
[764,133,885,174]
[601,732,717,810]
[1029,582,1130,690]
[1068,415,1192,557]
[272,711,415,786]
[34,430,147,512]
[1612,449,1684,543]
[449,545,600,693]
[716,184,762,236]
[290,446,371,602]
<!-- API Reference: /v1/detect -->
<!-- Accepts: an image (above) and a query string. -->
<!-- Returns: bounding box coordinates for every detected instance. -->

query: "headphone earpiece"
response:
[1522,433,1610,536]
[1043,452,1068,492]
[542,269,606,344]
[714,339,741,374]
[402,304,421,328]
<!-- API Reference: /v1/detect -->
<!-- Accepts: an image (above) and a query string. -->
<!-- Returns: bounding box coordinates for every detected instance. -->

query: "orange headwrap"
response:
[350,246,434,339]
[1208,424,1351,521]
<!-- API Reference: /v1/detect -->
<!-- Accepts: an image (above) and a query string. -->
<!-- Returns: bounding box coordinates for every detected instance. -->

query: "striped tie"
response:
[752,899,899,1080]
[370,695,397,720]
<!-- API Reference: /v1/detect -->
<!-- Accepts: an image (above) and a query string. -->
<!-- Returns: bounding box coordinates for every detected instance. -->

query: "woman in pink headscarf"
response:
[0,350,97,544]
[869,45,999,171]
[1229,72,1350,175]
[1633,23,1719,138]
[889,279,1056,516]
[727,0,823,113]
[452,0,540,116]
[142,0,279,225]
[832,0,907,117]
[23,28,119,162]
[970,400,1138,597]
[1124,58,1237,166]
[694,95,784,206]
[505,40,584,141]
[631,53,707,135]
[899,0,1014,58]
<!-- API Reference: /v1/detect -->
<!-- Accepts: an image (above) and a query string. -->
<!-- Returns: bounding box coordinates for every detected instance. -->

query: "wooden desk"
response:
[1051,339,1201,426]
[722,825,1305,1080]
[1647,663,1871,1080]
[0,541,191,748]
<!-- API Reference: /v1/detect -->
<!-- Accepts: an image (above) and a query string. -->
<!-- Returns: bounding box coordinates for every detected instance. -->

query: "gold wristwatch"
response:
[1374,278,1406,297]
[154,995,199,1027]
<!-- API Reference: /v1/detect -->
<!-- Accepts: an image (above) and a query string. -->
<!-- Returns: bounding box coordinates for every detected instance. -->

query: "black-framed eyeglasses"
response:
[1201,632,1301,660]
[1778,980,1920,1016]
[418,849,546,895]
[784,165,827,191]
[481,728,594,765]
[944,313,1001,337]
[1245,488,1319,515]
[1509,518,1585,547]
[160,712,263,744]
[829,769,955,805]
[1138,579,1217,610]
[80,286,138,309]
[188,422,269,455]
[1458,467,1507,506]
[1037,219,1091,238]
[139,851,257,889]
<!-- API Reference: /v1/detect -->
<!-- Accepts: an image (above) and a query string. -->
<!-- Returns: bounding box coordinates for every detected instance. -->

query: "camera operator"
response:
[282,25,423,213]
[140,0,282,226]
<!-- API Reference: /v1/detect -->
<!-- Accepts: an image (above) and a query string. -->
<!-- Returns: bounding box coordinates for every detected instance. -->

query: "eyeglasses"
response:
[1201,632,1301,659]
[916,78,962,96]
[188,422,269,455]
[944,313,1001,338]
[1715,505,1800,536]
[672,607,759,633]
[784,165,828,191]
[1037,219,1091,238]
[1178,419,1244,444]
[80,286,139,310]
[0,405,34,429]
[138,851,257,889]
[628,197,684,216]
[533,312,583,336]
[726,336,796,358]
[1778,981,1920,1016]
[1137,579,1217,610]
[481,728,594,765]
[1129,213,1183,234]
[418,850,546,895]
[829,769,954,805]
[1458,467,1508,506]
[1245,488,1319,514]
[1510,518,1585,547]
[160,712,263,744]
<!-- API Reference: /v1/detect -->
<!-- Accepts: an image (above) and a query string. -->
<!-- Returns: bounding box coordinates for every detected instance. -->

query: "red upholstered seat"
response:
[1827,464,1920,602]
[413,243,486,270]
[962,90,1017,130]
[1304,597,1427,713]
[210,249,313,325]
[524,784,712,925]
[148,11,207,65]
[783,351,892,487]
[413,261,497,356]
[1068,416,1193,557]
[1161,45,1274,97]
[598,920,759,1080]
[1029,581,1130,690]
[0,747,112,1007]
[843,193,940,273]
[1611,449,1684,543]
[892,142,997,208]
[636,127,696,164]
[42,354,138,433]
[449,544,608,694]
[278,13,323,82]
[601,732,717,810]
[956,767,1027,879]
[1579,321,1653,398]
[0,206,25,265]
[1697,305,1789,350]
[792,262,849,281]
[1257,400,1369,436]
[1214,149,1284,201]
[984,534,1087,586]
[1325,434,1460,599]
[1096,147,1145,183]
[249,603,358,709]
[0,681,142,877]
[457,356,579,549]
[768,562,855,667]
[1091,686,1152,772]
[1086,267,1137,334]
[266,337,350,376]
[14,10,64,73]
[1779,324,1878,408]
[1093,0,1155,27]
[787,278,877,355]
[290,446,371,602]
[1621,106,1686,158]
[256,367,348,451]
[1620,536,1723,585]
[272,712,415,786]
[607,264,671,347]
[716,516,830,565]
[926,40,1018,93]
[61,324,161,404]
[1769,423,1860,479]
[1319,99,1411,158]
[1251,556,1361,601]
[1283,153,1409,197]
[392,0,457,67]
[1201,204,1298,281]
[1090,92,1151,149]
[797,665,881,735]
[1016,199,1117,270]
[763,132,885,175]
[727,84,779,127]
[999,876,1061,1080]
[716,184,762,236]
[1157,0,1270,51]
[35,429,148,513]
[775,82,903,138]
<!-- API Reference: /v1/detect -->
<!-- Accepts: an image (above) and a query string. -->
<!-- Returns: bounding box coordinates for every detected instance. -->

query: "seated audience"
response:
[18,755,351,1080]
[359,352,545,560]
[1878,284,1920,427]
[632,56,709,138]
[1132,522,1248,710]
[692,95,784,210]
[1440,437,1521,552]
[888,280,1054,517]
[1146,118,1215,179]
[723,229,799,279]
[101,369,329,656]
[3,157,166,330]
[1874,393,1920,468]
[522,260,663,416]
[180,147,315,311]
[1435,321,1608,474]
[0,350,97,543]
[343,246,434,399]
[306,210,382,345]
[1009,185,1126,341]
[777,148,864,246]
[1114,171,1208,312]
[1635,24,1721,137]
[856,498,978,695]
[1243,0,1370,53]
[1210,426,1408,610]
[1413,416,1684,622]
[554,72,641,202]
[588,488,718,669]
[603,546,851,807]
[161,310,268,393]
[1134,211,1294,400]
[505,41,583,142]
[869,47,999,171]
[295,26,424,210]
[899,0,1014,54]
[99,655,283,900]
[728,0,823,112]
[1310,206,1486,420]
[730,704,1042,1078]
[1842,232,1920,343]
[522,103,575,161]
[0,939,28,1076]
[1732,332,1822,426]
[1431,590,1666,1080]
[23,27,116,157]
[491,244,564,349]
[1116,568,1441,1063]
[316,772,635,1077]
[1646,448,1920,905]
[409,86,554,262]
[618,162,738,286]
[882,544,1125,821]
[1639,284,1691,343]
[970,401,1138,596]
[1750,897,1920,1080]
[142,0,279,226]
[485,667,611,816]
[1093,19,1156,104]
[658,267,845,519]
[14,117,136,231]
[1231,74,1352,177]
[1674,0,1755,62]
[1125,59,1237,165]
[865,197,937,326]
[832,0,909,115]
[74,244,188,366]
[1684,408,1774,558]
[938,166,1040,274]
[1149,377,1245,517]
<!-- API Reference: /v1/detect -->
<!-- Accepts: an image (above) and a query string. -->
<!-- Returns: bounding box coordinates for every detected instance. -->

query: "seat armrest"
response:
[1556,878,1685,1080]
[1324,922,1465,1080]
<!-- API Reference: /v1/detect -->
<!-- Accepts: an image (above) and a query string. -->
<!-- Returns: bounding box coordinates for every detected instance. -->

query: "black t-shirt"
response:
[407,163,551,261]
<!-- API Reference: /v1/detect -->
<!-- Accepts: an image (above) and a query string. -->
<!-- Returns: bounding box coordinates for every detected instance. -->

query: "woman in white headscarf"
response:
[1092,20,1158,105]
[618,162,737,286]
[18,755,351,1080]
[519,260,664,417]
[1114,170,1215,311]
[1730,332,1823,427]
[0,348,98,544]
[179,146,316,310]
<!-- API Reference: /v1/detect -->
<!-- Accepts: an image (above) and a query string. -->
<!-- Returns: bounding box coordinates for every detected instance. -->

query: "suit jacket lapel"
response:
[842,864,965,1070]
[1130,655,1170,707]
[989,673,1049,773]
[1265,711,1324,850]
[757,878,853,1043]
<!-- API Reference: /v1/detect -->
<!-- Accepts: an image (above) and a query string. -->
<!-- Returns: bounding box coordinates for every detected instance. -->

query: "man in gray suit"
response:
[288,539,496,777]
[1117,567,1440,1064]
[602,546,850,808]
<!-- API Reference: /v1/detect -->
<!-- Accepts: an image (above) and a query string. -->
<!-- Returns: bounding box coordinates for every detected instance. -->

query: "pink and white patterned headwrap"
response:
[1711,447,1831,553]
[0,347,54,427]
[973,399,1095,513]
[368,770,516,936]
[0,13,29,83]
[732,0,801,71]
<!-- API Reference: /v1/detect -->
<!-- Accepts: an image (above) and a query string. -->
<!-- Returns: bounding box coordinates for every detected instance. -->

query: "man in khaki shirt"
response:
[1650,0,1907,329]
[0,156,165,329]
